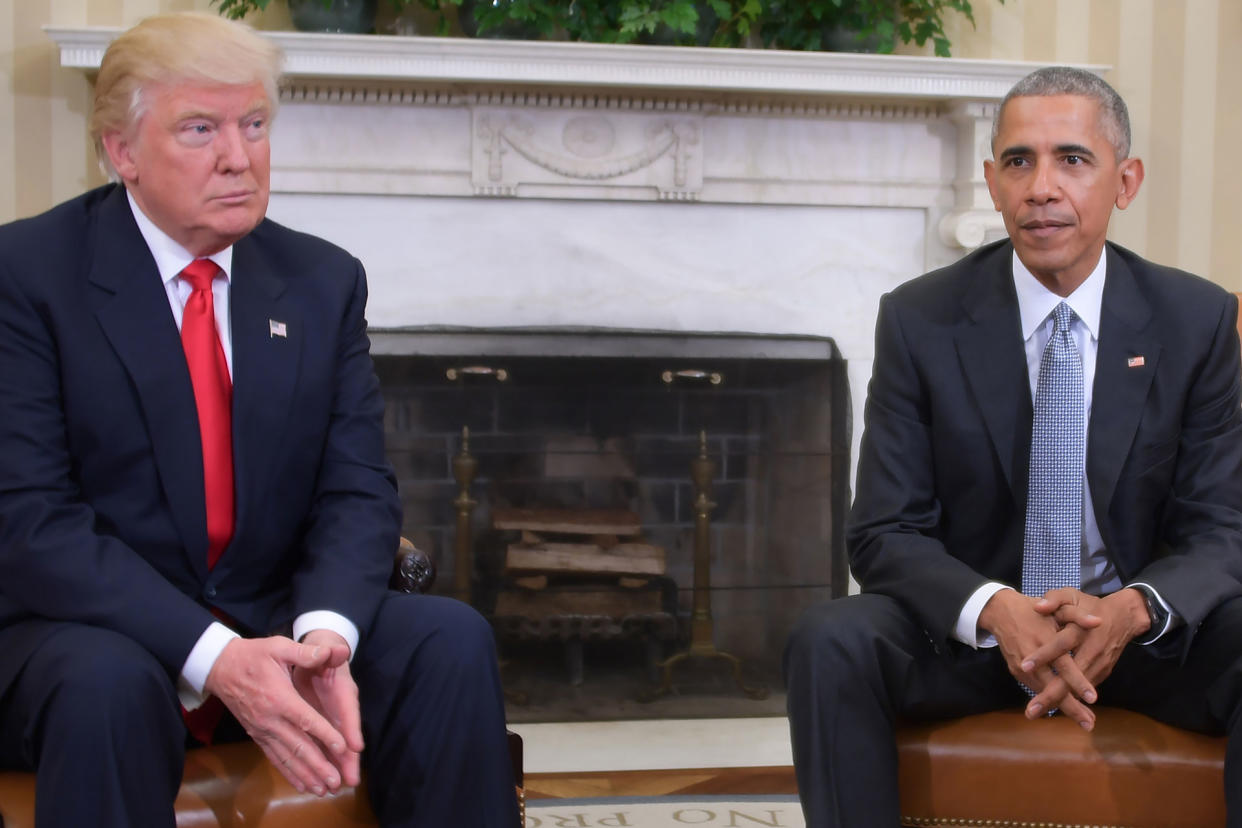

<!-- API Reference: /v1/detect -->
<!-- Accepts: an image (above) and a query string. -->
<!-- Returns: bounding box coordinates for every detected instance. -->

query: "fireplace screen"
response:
[374,329,847,722]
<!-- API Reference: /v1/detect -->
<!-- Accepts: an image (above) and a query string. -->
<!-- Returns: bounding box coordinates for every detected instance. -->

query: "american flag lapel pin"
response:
[269,319,288,339]
[1127,356,1145,368]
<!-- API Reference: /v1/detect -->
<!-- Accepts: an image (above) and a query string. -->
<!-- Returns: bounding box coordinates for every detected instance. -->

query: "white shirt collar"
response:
[1012,247,1106,341]
[125,190,233,287]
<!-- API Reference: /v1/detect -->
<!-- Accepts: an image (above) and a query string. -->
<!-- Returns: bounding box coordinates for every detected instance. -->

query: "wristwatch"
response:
[1130,584,1169,646]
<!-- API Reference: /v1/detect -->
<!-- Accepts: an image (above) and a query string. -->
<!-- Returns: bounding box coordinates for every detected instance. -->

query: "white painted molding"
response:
[939,99,1007,248]
[45,25,1104,102]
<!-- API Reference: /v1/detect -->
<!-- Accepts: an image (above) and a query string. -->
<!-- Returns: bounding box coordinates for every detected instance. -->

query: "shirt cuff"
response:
[1127,581,1179,644]
[177,621,240,711]
[954,582,1013,649]
[293,610,359,661]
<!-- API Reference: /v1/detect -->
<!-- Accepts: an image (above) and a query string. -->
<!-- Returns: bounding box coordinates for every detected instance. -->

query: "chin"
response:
[214,211,265,239]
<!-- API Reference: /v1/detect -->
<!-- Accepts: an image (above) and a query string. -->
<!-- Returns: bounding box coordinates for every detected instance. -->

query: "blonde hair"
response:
[90,12,283,177]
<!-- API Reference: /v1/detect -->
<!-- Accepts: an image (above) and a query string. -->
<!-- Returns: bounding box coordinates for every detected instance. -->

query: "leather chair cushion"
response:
[2,734,525,828]
[897,708,1226,827]
[0,742,373,828]
[175,742,377,828]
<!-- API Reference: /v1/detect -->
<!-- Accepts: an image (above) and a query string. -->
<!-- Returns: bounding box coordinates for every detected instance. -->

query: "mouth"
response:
[1018,219,1073,239]
[213,191,255,206]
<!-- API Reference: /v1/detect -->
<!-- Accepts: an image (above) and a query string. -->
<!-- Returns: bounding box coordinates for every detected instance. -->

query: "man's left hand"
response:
[292,629,365,788]
[1020,587,1152,713]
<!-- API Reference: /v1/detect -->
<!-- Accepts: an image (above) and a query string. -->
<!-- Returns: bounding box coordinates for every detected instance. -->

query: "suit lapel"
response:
[226,234,301,557]
[955,247,1032,503]
[1088,246,1158,535]
[87,187,208,576]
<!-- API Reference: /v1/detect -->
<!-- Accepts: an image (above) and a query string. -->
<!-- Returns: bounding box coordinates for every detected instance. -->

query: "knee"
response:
[422,597,499,673]
[42,629,178,731]
[785,594,903,681]
[32,627,181,754]
[372,595,499,678]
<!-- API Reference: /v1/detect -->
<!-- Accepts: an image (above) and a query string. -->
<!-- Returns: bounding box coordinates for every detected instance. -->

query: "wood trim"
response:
[525,765,797,800]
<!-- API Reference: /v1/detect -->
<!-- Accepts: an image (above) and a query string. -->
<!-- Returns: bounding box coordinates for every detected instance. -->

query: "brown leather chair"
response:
[897,708,1226,827]
[0,539,525,828]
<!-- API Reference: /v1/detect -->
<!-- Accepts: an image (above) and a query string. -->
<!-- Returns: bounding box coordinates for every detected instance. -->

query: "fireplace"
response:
[374,328,846,720]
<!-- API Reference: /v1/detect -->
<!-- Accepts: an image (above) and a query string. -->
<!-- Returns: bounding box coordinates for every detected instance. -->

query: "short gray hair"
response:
[992,66,1131,161]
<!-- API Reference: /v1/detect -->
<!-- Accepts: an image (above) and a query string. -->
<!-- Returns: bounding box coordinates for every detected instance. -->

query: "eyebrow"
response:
[998,143,1098,162]
[173,102,271,123]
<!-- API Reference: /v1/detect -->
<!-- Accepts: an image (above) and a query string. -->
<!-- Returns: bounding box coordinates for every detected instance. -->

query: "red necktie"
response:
[180,259,234,570]
[179,259,235,745]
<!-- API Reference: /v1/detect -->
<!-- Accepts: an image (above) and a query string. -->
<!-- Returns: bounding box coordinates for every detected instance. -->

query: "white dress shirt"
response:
[953,248,1174,647]
[126,192,359,709]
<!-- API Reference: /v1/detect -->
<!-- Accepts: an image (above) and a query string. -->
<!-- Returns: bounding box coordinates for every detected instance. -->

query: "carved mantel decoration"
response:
[472,109,704,199]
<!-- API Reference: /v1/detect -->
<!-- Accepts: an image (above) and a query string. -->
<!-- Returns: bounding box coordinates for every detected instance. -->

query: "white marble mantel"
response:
[48,27,1100,477]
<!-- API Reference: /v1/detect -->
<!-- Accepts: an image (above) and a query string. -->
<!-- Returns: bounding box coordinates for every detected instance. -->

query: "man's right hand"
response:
[978,589,1100,729]
[203,636,354,796]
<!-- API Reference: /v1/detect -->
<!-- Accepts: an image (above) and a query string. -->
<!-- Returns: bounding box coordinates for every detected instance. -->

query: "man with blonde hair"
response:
[0,12,518,827]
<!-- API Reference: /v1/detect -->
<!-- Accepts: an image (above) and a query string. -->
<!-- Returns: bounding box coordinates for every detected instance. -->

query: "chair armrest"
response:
[390,537,437,595]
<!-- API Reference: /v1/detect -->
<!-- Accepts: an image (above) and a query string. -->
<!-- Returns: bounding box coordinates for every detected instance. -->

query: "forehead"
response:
[145,81,271,119]
[995,94,1110,149]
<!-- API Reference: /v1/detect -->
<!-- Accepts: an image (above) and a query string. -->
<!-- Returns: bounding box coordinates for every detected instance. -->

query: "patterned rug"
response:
[526,795,804,827]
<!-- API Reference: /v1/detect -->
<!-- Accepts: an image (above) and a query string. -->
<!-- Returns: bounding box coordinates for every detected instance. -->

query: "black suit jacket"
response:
[0,184,401,696]
[847,239,1242,654]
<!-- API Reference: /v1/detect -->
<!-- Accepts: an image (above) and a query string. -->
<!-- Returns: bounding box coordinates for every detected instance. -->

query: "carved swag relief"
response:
[472,108,703,200]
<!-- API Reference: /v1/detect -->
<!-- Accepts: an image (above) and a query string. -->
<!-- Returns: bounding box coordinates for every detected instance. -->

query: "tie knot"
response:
[1052,301,1076,334]
[181,259,221,293]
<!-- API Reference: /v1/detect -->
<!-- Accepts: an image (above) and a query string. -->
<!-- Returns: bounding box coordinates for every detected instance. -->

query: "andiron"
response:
[641,430,767,701]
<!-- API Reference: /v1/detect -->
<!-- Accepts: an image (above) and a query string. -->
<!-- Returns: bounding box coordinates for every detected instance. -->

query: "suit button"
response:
[204,585,217,599]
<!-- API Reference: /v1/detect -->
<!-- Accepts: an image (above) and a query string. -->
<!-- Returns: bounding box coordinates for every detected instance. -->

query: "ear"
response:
[100,129,139,184]
[1115,157,1144,210]
[983,158,1001,211]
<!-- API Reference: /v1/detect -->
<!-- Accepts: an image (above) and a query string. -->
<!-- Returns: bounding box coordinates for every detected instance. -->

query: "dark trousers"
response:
[0,593,518,828]
[783,593,1242,828]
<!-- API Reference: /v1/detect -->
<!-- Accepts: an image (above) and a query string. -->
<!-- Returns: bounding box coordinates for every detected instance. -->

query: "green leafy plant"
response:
[759,0,985,56]
[455,0,760,46]
[212,0,418,20]
[463,0,988,53]
[211,0,272,16]
[213,0,995,56]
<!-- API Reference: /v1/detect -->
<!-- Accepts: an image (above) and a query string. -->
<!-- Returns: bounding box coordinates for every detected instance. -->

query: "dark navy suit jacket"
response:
[847,239,1242,656]
[0,184,401,697]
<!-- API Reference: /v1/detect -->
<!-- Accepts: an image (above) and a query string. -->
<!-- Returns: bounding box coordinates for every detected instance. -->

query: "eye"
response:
[243,116,269,140]
[177,122,214,147]
[1064,155,1083,165]
[1004,156,1030,168]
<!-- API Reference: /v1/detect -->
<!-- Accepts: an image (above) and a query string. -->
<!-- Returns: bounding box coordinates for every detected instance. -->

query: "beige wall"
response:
[3,0,1240,289]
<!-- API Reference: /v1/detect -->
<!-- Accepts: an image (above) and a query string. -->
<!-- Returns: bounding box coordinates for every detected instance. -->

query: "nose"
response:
[1027,158,1060,204]
[214,125,250,173]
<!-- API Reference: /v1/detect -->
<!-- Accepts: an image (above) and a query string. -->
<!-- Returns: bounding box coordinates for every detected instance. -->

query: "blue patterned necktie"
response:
[1022,301,1084,600]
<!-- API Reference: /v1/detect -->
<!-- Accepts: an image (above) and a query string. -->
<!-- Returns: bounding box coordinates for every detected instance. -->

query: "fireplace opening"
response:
[374,329,849,722]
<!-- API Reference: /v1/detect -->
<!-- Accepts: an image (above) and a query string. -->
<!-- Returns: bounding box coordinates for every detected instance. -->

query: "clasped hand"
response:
[979,587,1152,731]
[203,630,364,796]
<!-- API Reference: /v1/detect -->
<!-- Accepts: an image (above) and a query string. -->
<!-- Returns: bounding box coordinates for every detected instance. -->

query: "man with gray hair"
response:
[785,65,1242,825]
[0,12,517,827]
